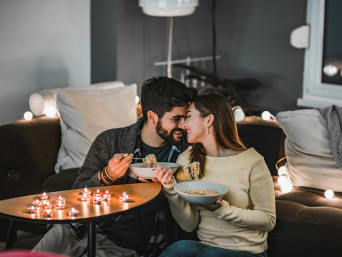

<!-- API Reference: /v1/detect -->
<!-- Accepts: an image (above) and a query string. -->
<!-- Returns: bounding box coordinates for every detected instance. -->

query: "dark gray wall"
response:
[0,0,90,125]
[113,0,307,113]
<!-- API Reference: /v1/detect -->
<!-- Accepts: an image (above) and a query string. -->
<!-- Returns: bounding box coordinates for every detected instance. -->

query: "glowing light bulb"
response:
[135,96,140,104]
[44,105,57,117]
[23,111,33,121]
[277,175,289,185]
[280,181,293,193]
[278,166,288,176]
[261,111,271,120]
[324,189,334,199]
[323,64,338,77]
[233,107,245,122]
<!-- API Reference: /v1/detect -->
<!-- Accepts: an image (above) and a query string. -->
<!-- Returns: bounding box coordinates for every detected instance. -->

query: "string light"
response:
[323,64,338,77]
[324,189,334,199]
[23,111,33,121]
[261,111,276,121]
[44,105,57,117]
[278,165,288,176]
[233,106,245,122]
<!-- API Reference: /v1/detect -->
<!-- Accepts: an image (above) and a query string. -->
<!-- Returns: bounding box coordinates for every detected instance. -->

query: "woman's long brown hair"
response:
[189,93,246,177]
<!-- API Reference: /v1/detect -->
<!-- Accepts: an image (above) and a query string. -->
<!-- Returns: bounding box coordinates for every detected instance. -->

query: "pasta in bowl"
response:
[130,162,179,179]
[174,181,228,205]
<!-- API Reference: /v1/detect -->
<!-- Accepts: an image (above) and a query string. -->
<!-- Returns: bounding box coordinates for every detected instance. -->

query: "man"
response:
[33,77,197,257]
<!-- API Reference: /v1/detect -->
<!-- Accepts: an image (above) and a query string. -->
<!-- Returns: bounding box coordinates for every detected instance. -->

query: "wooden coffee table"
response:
[0,182,161,257]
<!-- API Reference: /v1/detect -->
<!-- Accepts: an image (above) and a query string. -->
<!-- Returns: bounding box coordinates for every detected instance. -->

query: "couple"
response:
[33,77,275,257]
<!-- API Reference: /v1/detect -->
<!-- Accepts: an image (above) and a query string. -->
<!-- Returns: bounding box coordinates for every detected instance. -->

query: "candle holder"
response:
[93,195,104,205]
[42,208,52,218]
[54,196,66,210]
[119,192,133,203]
[103,190,112,201]
[27,206,39,214]
[68,208,80,217]
[42,200,51,209]
[39,192,49,200]
[80,192,90,201]
[32,199,42,207]
[79,188,92,196]
[94,189,102,197]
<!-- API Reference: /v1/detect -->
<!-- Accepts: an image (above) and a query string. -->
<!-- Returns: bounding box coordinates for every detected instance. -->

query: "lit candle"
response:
[83,188,91,195]
[42,200,51,209]
[94,189,102,197]
[42,208,52,218]
[119,192,131,202]
[81,192,90,201]
[39,192,49,200]
[93,195,104,204]
[68,208,80,217]
[55,196,65,210]
[27,206,38,214]
[32,199,42,207]
[104,190,112,200]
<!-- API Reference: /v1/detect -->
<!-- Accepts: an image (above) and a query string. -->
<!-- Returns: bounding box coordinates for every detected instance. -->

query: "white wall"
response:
[0,0,90,125]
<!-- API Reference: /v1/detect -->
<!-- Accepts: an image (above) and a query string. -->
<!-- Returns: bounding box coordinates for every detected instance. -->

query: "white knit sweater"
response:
[163,147,276,254]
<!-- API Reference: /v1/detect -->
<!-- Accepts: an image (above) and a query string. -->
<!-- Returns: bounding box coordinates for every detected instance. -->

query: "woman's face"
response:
[184,103,208,143]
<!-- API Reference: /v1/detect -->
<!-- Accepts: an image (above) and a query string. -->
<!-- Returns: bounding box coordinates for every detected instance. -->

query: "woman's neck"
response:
[201,135,241,157]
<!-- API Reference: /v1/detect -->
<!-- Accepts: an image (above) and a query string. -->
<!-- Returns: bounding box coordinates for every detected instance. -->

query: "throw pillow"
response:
[276,109,342,192]
[55,84,137,173]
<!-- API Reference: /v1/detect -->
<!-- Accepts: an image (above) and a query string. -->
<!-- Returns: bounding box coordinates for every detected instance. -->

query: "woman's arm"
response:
[213,160,276,232]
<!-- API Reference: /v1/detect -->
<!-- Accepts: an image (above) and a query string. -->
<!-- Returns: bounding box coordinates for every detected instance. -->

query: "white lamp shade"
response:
[139,0,198,17]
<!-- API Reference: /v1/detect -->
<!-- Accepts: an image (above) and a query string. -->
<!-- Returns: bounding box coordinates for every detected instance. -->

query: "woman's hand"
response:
[155,165,174,185]
[199,200,223,212]
[106,153,133,180]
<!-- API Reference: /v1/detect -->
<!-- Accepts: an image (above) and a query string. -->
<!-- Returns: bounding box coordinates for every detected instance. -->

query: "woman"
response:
[155,93,275,257]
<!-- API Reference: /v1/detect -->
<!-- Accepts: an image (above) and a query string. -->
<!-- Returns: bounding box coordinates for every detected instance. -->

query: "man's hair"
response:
[141,76,197,120]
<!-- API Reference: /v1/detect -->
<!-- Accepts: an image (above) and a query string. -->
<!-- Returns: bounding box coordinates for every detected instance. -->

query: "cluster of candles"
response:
[27,189,132,218]
[277,165,335,199]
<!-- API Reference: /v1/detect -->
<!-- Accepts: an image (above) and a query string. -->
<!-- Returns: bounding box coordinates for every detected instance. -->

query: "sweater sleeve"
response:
[162,148,200,232]
[214,160,276,232]
[72,130,126,189]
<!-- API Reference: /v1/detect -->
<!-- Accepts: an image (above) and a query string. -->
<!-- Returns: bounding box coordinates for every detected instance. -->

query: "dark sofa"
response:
[0,116,342,257]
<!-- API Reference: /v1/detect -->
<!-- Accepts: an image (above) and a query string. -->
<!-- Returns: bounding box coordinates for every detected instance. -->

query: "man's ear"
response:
[147,110,158,125]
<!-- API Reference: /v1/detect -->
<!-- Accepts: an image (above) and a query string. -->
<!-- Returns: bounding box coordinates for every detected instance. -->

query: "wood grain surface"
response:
[0,183,161,223]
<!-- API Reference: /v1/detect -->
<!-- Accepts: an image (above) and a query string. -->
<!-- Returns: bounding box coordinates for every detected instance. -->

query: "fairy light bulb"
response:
[23,111,33,121]
[277,175,289,185]
[323,64,338,77]
[280,180,293,193]
[278,166,288,176]
[233,107,245,122]
[324,189,334,199]
[261,111,271,120]
[135,96,140,104]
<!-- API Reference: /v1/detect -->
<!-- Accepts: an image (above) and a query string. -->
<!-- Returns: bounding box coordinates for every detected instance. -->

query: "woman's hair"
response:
[189,93,246,177]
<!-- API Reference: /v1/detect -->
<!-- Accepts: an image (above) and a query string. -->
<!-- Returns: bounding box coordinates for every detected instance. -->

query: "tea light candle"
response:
[42,208,52,218]
[39,192,49,200]
[42,200,51,209]
[93,195,104,204]
[68,208,80,217]
[32,199,42,207]
[119,192,131,202]
[104,190,111,200]
[27,206,39,214]
[83,188,92,196]
[55,196,65,210]
[94,189,102,197]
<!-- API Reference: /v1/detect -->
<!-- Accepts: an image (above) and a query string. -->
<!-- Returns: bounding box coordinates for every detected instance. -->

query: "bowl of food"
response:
[174,181,227,205]
[130,154,179,179]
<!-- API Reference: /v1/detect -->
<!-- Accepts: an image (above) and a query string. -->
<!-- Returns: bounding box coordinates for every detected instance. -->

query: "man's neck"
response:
[140,121,167,147]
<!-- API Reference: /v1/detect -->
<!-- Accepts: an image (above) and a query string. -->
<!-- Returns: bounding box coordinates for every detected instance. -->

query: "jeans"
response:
[159,240,267,257]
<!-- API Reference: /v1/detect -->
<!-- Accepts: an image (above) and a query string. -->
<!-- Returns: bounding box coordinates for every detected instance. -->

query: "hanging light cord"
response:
[207,0,217,75]
[167,16,174,78]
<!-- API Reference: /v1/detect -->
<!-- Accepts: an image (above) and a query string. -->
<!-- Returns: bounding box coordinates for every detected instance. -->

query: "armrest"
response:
[0,117,61,199]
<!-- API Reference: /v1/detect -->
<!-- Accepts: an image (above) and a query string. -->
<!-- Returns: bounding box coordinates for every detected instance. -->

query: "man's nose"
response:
[178,118,186,130]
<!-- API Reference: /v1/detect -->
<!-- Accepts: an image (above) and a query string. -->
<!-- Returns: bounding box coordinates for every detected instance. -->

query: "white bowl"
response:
[130,162,179,179]
[174,181,227,205]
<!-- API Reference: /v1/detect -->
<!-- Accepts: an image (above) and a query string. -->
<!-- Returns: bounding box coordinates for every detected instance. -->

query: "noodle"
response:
[142,154,157,168]
[181,189,219,196]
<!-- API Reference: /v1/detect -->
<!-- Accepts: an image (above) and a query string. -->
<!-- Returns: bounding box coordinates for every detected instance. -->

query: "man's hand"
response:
[155,165,173,185]
[106,153,133,180]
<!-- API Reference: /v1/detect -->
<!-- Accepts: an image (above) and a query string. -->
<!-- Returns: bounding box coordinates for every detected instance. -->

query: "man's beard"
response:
[156,121,185,145]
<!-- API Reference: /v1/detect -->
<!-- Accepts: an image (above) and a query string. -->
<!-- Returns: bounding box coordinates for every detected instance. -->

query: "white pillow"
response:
[29,81,125,116]
[55,84,137,173]
[276,109,342,192]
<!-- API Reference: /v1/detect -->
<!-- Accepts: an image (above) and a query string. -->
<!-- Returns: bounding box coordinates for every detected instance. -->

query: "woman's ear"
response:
[207,114,214,128]
[147,110,158,125]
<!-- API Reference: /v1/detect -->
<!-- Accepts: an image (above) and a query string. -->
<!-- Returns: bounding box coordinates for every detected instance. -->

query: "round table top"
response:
[0,182,161,224]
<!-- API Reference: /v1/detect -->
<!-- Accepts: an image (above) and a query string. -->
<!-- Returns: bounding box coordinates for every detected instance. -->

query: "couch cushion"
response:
[55,85,137,173]
[42,169,79,192]
[276,109,342,192]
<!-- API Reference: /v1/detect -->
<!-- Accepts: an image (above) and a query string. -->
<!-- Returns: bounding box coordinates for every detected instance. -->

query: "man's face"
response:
[156,106,188,145]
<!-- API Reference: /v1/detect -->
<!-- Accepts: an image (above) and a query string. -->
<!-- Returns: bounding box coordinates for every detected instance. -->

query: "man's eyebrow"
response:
[172,114,185,118]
